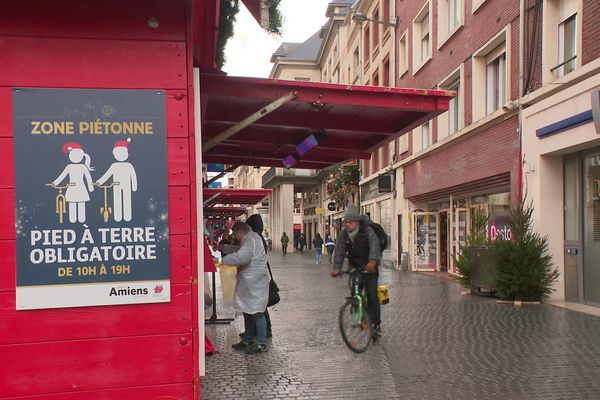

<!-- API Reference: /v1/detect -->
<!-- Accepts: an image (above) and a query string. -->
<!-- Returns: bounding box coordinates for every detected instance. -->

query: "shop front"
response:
[522,73,600,304]
[403,117,520,274]
[408,191,511,273]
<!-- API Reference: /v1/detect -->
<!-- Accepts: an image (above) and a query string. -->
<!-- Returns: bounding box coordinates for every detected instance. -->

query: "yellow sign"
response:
[315,207,325,214]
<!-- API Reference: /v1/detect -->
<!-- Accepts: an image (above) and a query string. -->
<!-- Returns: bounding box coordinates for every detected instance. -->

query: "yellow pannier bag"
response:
[377,285,389,305]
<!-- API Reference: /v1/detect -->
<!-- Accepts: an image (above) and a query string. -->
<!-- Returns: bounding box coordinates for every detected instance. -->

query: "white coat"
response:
[222,231,269,314]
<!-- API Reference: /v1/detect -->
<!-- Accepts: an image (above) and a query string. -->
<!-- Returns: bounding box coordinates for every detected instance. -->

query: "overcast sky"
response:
[223,0,332,78]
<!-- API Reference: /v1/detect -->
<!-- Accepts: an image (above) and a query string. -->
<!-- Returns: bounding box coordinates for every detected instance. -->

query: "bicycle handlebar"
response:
[93,182,120,188]
[339,268,366,276]
[46,183,74,189]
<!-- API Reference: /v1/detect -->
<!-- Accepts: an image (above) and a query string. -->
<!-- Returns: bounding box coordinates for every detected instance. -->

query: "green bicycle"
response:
[338,268,373,353]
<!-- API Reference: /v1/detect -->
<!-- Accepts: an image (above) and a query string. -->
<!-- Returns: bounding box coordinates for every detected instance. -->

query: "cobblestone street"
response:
[202,252,600,400]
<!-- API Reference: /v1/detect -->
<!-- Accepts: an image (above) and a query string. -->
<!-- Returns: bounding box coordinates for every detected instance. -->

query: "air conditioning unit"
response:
[378,174,392,193]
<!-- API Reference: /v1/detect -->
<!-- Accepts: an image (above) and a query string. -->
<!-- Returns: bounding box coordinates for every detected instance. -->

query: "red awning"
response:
[200,73,453,169]
[202,188,272,207]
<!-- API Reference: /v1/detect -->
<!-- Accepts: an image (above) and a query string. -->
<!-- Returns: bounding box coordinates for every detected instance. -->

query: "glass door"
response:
[412,212,440,271]
[449,208,469,274]
[583,152,600,304]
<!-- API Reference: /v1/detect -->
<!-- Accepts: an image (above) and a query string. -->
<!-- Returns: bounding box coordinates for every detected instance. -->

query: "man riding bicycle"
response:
[330,204,382,337]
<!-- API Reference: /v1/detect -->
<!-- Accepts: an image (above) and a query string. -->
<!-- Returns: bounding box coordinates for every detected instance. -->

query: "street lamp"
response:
[352,11,398,27]
[351,11,398,85]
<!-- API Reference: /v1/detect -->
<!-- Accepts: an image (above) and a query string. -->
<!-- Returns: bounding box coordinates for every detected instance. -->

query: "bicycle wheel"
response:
[339,298,372,353]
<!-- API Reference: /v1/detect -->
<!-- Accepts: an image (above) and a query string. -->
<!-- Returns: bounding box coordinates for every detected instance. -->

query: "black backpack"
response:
[369,222,388,252]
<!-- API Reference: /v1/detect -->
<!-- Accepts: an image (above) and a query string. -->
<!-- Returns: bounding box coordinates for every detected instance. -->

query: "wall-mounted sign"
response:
[327,201,336,211]
[13,88,170,310]
[315,207,325,214]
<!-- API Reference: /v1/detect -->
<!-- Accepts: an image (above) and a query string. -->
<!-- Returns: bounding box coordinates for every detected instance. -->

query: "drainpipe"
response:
[517,0,525,203]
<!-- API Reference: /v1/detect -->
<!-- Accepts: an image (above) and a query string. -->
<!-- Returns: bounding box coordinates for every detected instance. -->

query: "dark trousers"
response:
[282,245,287,255]
[359,272,380,326]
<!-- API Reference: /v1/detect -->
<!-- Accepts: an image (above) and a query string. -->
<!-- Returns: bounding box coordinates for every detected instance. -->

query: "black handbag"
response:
[266,262,280,307]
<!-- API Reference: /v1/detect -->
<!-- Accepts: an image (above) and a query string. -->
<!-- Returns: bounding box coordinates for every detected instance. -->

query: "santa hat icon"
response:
[114,138,131,149]
[62,142,83,153]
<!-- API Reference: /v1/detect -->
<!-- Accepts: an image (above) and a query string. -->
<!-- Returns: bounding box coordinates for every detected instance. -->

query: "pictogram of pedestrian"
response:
[96,138,137,222]
[51,142,95,223]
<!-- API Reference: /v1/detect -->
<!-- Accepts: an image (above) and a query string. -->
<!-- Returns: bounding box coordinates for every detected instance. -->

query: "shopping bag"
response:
[218,265,237,306]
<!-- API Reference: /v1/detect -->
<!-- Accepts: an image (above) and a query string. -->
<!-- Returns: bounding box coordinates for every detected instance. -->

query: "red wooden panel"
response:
[0,240,15,293]
[168,138,190,186]
[0,189,15,240]
[0,87,12,137]
[0,138,14,189]
[170,234,192,284]
[0,284,192,345]
[168,186,191,235]
[0,37,187,89]
[1,383,192,400]
[0,334,193,397]
[0,0,186,41]
[166,90,189,137]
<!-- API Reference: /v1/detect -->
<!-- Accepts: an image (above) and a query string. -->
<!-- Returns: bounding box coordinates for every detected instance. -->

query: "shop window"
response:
[379,199,392,247]
[412,2,432,74]
[372,69,379,86]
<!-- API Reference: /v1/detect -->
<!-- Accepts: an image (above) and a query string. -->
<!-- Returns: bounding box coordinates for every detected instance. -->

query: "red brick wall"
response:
[583,0,600,65]
[404,117,520,199]
[390,0,521,165]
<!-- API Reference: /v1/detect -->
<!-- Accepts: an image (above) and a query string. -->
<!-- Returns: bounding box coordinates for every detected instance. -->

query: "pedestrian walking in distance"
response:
[330,204,382,337]
[280,232,289,256]
[313,233,324,264]
[222,221,270,354]
[324,235,335,264]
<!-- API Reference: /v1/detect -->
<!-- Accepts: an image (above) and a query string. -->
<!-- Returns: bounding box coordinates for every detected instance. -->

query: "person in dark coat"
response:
[330,204,382,337]
[245,214,273,338]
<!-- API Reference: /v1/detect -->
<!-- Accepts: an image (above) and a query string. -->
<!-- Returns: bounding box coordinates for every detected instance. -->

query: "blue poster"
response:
[13,88,170,310]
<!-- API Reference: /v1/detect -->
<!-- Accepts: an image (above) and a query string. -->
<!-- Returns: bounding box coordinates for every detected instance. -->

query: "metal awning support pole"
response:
[203,193,221,207]
[203,91,298,151]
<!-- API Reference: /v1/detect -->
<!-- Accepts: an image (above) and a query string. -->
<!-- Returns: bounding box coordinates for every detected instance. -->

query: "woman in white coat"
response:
[222,221,270,354]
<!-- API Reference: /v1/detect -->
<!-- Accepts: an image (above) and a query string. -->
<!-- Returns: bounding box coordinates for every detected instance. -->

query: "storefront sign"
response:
[489,214,511,241]
[315,207,325,214]
[327,201,336,211]
[13,88,170,310]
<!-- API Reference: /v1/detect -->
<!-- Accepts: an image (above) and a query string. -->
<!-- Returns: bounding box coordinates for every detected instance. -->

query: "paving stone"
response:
[201,252,600,399]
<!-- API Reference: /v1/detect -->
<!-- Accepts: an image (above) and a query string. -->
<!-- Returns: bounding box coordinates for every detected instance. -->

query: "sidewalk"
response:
[202,251,600,400]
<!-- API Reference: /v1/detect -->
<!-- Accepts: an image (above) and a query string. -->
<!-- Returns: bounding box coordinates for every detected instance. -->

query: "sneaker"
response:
[267,331,273,338]
[232,340,251,350]
[245,344,268,354]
